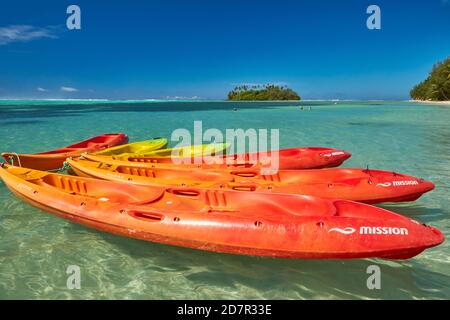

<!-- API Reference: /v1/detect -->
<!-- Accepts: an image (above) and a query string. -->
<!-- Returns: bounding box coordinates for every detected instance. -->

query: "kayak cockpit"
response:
[4,166,166,205]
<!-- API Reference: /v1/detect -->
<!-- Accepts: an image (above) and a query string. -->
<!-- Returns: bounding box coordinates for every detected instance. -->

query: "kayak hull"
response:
[2,133,128,171]
[108,147,351,170]
[93,138,168,156]
[70,157,435,204]
[137,143,230,158]
[0,165,443,260]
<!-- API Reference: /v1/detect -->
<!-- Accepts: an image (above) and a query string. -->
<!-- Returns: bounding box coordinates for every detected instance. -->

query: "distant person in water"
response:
[232,108,237,111]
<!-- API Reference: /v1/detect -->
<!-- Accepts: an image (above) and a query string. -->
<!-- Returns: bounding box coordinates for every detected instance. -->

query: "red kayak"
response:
[1,133,128,171]
[71,157,435,204]
[109,147,352,170]
[0,164,443,259]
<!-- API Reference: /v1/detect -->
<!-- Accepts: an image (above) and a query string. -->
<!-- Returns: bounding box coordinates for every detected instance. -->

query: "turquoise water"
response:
[0,100,449,299]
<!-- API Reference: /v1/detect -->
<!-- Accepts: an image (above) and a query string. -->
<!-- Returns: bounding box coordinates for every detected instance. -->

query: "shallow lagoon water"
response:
[0,100,449,299]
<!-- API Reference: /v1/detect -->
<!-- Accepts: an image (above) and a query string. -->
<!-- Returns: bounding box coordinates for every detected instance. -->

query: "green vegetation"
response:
[410,57,450,101]
[227,84,301,101]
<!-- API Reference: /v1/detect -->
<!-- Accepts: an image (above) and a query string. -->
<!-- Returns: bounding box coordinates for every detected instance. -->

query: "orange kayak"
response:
[106,147,352,170]
[0,164,443,259]
[68,157,435,204]
[1,133,128,171]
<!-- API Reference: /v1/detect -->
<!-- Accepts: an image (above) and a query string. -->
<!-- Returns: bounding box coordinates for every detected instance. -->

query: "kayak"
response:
[137,143,230,158]
[67,158,435,204]
[92,138,168,156]
[0,164,443,259]
[106,146,352,170]
[1,133,128,171]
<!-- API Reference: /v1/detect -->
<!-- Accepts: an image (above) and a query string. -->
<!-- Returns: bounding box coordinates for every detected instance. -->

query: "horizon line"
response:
[0,97,410,101]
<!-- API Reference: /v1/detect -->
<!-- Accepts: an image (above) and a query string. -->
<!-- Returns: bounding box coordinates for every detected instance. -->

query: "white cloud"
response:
[0,25,58,46]
[37,87,48,92]
[60,86,79,92]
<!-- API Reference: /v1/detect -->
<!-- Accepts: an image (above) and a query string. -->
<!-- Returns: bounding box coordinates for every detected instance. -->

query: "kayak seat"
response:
[35,174,166,205]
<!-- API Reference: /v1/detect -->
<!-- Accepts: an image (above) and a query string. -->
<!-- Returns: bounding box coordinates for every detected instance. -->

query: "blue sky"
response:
[0,0,449,100]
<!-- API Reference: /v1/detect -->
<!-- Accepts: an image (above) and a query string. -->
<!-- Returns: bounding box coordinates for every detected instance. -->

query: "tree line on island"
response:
[227,57,449,102]
[228,84,301,101]
[410,57,450,101]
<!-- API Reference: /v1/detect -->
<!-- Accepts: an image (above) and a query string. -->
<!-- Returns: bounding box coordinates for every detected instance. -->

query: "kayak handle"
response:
[169,189,201,197]
[230,171,258,178]
[229,183,257,192]
[5,153,22,167]
[128,210,164,222]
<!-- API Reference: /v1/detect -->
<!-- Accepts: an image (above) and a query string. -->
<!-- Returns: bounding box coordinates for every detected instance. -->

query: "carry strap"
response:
[8,153,22,167]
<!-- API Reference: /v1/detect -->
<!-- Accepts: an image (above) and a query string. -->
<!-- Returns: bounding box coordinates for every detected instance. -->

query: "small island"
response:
[410,57,450,101]
[227,84,301,101]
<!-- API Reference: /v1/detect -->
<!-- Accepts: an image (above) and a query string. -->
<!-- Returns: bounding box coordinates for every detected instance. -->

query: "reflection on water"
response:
[0,101,449,299]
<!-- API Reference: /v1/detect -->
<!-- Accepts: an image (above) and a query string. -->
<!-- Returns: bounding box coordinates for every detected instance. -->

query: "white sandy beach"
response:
[411,100,450,106]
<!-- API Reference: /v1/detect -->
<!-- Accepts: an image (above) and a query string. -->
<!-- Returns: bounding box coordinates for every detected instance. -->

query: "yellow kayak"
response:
[115,142,230,159]
[92,138,168,156]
